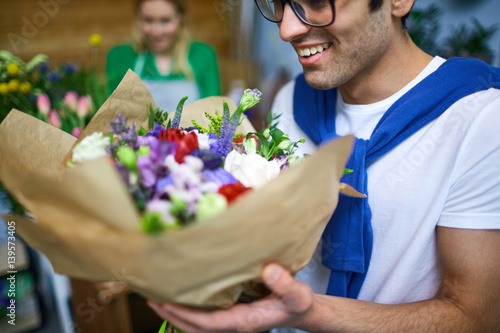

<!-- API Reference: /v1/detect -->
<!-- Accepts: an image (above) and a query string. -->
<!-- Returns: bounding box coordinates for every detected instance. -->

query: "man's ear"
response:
[391,0,414,18]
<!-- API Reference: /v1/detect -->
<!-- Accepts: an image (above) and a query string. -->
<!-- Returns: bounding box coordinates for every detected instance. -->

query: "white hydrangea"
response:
[72,132,109,163]
[194,131,214,150]
[224,150,280,188]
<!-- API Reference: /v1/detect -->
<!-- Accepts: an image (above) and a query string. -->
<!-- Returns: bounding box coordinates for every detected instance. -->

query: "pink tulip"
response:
[48,110,62,128]
[72,127,83,138]
[77,96,92,117]
[37,94,51,115]
[64,91,78,110]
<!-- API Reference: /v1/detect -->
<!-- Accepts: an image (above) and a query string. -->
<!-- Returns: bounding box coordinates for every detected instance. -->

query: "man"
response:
[148,0,500,331]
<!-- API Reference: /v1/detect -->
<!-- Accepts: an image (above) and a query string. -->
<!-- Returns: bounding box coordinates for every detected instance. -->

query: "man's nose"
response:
[278,3,311,42]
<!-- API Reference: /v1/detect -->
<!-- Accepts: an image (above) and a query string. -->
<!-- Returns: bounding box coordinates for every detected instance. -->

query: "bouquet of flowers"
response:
[68,87,307,234]
[0,70,355,308]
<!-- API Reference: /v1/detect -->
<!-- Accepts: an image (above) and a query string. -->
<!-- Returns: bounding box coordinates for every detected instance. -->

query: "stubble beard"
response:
[301,9,390,92]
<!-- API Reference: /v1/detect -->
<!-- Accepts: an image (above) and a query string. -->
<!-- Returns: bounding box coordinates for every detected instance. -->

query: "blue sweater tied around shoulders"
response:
[293,58,500,298]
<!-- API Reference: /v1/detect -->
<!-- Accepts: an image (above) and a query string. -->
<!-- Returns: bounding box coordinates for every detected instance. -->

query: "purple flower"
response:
[208,133,219,154]
[155,176,174,192]
[202,168,238,186]
[137,135,176,164]
[137,156,157,188]
[195,149,222,170]
[115,164,131,187]
[137,136,160,160]
[157,140,177,163]
[275,155,289,171]
[148,123,164,138]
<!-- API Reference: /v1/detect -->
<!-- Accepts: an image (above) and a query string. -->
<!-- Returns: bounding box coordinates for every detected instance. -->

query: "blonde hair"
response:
[131,0,194,79]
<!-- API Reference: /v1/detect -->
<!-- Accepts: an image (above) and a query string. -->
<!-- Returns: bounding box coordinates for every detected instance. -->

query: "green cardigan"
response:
[106,41,221,98]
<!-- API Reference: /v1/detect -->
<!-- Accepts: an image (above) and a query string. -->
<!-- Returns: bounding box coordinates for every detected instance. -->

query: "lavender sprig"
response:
[216,89,262,158]
[171,96,188,129]
[109,113,127,134]
[107,114,138,157]
[216,101,231,157]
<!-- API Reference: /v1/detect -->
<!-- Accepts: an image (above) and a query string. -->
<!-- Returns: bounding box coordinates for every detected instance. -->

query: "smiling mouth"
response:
[297,43,331,57]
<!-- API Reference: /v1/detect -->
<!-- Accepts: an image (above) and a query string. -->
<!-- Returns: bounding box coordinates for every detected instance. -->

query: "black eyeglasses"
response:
[254,0,335,27]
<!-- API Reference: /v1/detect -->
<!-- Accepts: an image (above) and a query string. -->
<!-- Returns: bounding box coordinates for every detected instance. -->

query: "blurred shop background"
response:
[0,0,499,332]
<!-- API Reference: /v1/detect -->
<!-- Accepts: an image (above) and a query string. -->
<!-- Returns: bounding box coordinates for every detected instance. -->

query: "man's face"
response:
[278,0,393,91]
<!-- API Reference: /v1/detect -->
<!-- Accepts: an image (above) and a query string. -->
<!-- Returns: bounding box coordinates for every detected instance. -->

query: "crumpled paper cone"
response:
[0,70,354,308]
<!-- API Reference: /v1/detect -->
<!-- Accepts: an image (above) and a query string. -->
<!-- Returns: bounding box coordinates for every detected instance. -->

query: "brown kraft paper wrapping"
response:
[0,70,355,309]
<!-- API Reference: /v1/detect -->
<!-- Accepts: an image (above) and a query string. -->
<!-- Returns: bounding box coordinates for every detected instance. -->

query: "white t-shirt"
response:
[272,57,500,333]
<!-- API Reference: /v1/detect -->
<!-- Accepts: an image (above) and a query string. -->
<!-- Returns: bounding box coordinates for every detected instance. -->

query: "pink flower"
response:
[37,94,51,115]
[64,91,78,110]
[77,96,92,117]
[72,127,83,138]
[48,110,62,128]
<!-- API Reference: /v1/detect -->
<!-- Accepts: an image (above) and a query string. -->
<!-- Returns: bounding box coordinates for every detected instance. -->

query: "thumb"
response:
[262,264,314,314]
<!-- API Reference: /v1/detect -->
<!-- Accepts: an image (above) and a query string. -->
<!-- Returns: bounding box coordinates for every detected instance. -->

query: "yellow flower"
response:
[89,33,102,47]
[0,83,9,95]
[6,63,20,77]
[19,82,32,94]
[8,79,20,93]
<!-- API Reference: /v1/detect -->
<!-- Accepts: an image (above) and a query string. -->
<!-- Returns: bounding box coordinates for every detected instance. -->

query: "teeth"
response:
[298,43,330,57]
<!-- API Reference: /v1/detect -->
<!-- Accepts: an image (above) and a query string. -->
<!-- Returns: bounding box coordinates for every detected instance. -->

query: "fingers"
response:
[146,264,314,332]
[148,301,252,333]
[262,264,314,314]
[148,301,201,332]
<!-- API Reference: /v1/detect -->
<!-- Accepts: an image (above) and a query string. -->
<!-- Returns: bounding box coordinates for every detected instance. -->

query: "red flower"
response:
[233,135,259,148]
[159,128,183,142]
[218,182,252,204]
[159,129,199,163]
[175,132,199,163]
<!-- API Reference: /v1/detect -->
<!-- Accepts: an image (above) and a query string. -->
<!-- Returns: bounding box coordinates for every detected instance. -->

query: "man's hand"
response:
[148,264,315,333]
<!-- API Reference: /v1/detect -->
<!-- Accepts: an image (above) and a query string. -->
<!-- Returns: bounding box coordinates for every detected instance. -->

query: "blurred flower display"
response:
[89,33,103,47]
[0,35,107,216]
[0,46,106,134]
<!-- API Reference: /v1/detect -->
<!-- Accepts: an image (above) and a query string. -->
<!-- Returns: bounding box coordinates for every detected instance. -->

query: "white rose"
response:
[72,132,109,162]
[194,132,214,150]
[224,150,280,188]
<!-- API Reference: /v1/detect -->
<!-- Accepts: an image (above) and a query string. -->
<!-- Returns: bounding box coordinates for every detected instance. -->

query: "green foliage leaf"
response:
[25,54,49,73]
[344,168,353,175]
[148,104,155,129]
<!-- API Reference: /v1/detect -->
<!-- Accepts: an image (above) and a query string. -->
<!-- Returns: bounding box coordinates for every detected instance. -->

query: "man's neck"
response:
[338,38,433,105]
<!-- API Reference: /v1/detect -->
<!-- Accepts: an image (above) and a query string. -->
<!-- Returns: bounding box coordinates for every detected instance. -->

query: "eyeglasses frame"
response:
[254,0,336,28]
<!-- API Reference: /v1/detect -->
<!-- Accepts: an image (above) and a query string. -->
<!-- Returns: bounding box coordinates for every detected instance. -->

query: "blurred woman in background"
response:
[106,0,221,112]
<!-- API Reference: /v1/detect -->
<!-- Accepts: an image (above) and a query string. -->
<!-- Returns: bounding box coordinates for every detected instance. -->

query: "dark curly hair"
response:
[369,0,412,28]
